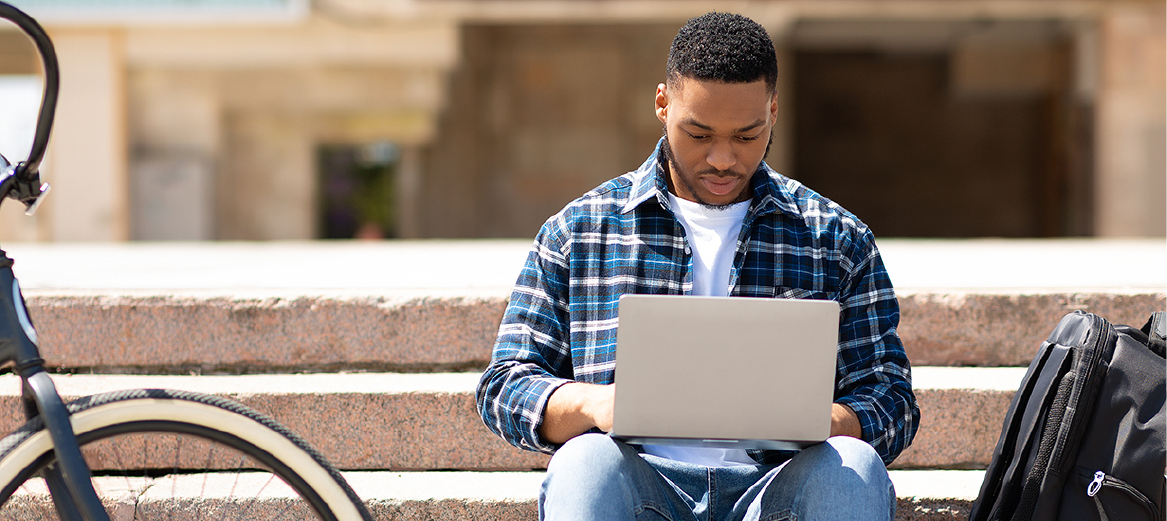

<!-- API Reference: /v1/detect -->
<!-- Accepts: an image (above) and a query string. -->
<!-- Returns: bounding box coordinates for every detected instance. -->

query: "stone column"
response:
[1094,4,1166,236]
[44,28,128,241]
[396,145,422,239]
[219,112,314,240]
[128,69,221,241]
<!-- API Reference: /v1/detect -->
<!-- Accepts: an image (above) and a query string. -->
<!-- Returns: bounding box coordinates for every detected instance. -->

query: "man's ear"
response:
[655,83,669,125]
[769,90,779,123]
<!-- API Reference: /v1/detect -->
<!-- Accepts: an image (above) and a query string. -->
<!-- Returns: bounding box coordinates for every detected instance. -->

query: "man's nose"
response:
[706,139,737,172]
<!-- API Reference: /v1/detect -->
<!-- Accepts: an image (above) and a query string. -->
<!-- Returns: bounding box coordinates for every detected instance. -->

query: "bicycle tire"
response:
[0,388,372,520]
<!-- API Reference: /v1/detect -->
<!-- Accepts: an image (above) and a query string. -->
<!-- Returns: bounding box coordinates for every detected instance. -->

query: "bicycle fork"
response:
[0,252,109,521]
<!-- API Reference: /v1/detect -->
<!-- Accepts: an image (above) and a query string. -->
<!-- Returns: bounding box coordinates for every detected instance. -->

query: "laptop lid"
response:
[610,294,840,451]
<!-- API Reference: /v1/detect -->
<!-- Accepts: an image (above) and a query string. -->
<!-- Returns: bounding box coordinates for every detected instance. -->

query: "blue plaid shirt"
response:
[476,140,919,465]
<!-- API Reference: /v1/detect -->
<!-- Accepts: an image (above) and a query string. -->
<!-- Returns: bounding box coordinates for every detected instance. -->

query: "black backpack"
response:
[969,311,1166,521]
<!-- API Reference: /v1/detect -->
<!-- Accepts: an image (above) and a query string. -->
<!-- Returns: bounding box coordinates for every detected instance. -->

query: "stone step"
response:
[20,289,1163,373]
[2,469,984,521]
[0,367,1025,471]
[6,239,1163,373]
[345,470,984,521]
[27,292,507,374]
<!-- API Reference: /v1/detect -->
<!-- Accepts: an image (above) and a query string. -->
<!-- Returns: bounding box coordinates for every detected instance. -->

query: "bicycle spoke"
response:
[199,440,216,515]
[168,433,182,521]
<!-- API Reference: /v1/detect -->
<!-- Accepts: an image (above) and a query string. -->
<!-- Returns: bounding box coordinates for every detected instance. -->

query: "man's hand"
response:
[540,385,859,444]
[538,383,615,445]
[830,403,862,439]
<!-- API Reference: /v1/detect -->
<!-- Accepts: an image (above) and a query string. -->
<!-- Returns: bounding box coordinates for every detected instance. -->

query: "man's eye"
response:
[738,135,759,142]
[686,132,710,141]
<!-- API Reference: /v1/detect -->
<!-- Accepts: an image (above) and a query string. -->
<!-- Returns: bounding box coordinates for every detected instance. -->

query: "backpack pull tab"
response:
[1087,471,1105,497]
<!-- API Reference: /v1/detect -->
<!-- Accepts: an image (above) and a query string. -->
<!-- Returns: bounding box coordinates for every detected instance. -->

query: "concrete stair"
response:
[0,367,1025,471]
[4,470,985,521]
[20,291,1164,372]
[0,239,1162,520]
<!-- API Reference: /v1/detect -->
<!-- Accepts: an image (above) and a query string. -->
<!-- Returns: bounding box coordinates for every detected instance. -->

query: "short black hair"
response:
[666,12,777,93]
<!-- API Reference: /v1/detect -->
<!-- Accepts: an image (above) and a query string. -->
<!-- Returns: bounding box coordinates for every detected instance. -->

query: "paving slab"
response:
[1,241,531,294]
[0,368,1024,471]
[2,239,1163,293]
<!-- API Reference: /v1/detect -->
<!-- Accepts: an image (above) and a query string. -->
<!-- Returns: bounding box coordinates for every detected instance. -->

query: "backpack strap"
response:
[1140,312,1166,358]
[1010,372,1077,521]
[1141,311,1166,340]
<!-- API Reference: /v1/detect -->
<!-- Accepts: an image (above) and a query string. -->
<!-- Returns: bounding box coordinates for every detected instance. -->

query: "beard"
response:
[660,129,772,211]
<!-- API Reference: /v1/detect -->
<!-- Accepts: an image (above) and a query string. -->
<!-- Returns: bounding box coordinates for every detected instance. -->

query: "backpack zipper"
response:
[1083,470,1161,520]
[1087,471,1104,497]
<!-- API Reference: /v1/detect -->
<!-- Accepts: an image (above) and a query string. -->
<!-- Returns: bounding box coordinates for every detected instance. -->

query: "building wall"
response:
[423,23,676,238]
[120,16,457,240]
[0,0,1162,241]
[424,13,1156,239]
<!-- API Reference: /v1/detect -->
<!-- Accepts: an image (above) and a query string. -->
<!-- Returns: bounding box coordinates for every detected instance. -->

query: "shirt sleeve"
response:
[475,215,576,454]
[832,233,920,466]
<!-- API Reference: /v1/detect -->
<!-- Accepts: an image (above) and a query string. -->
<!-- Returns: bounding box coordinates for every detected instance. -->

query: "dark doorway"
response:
[317,143,399,239]
[789,23,1087,238]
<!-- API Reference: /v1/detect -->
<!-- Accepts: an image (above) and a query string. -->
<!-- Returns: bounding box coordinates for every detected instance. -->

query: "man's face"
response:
[656,77,778,208]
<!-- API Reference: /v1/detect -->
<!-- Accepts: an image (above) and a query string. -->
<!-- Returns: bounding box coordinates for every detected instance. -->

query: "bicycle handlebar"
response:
[0,2,59,180]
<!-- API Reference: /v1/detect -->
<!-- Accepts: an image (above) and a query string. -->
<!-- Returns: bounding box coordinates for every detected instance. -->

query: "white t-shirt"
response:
[641,194,756,467]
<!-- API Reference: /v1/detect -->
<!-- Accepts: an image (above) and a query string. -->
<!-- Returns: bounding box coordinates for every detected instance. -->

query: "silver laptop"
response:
[609,294,840,451]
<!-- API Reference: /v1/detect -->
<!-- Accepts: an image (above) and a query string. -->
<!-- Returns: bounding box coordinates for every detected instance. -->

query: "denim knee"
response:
[541,433,645,521]
[750,436,895,521]
[546,433,638,477]
[817,436,890,485]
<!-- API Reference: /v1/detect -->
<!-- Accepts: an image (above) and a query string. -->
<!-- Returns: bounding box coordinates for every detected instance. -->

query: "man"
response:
[476,11,919,521]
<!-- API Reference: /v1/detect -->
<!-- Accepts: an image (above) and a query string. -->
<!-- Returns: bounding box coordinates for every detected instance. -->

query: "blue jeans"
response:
[540,434,895,521]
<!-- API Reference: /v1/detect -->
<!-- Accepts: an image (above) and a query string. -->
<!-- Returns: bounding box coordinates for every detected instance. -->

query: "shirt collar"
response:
[622,138,801,221]
[621,141,670,214]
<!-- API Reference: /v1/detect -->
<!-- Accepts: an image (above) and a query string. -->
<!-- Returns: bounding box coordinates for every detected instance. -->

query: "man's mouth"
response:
[701,176,741,197]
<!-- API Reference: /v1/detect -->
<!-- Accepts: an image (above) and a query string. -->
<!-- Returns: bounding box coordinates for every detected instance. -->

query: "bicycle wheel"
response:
[0,388,371,520]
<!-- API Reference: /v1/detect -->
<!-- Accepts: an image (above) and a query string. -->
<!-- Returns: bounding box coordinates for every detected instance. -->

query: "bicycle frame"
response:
[0,3,110,520]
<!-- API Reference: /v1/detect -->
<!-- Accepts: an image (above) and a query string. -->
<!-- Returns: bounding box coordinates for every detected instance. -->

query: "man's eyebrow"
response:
[680,117,766,134]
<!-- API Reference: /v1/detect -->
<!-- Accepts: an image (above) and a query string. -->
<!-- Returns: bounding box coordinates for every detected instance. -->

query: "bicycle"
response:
[0,3,373,520]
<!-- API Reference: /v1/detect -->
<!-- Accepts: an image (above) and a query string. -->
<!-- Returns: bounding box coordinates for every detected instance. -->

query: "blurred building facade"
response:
[0,0,1162,240]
